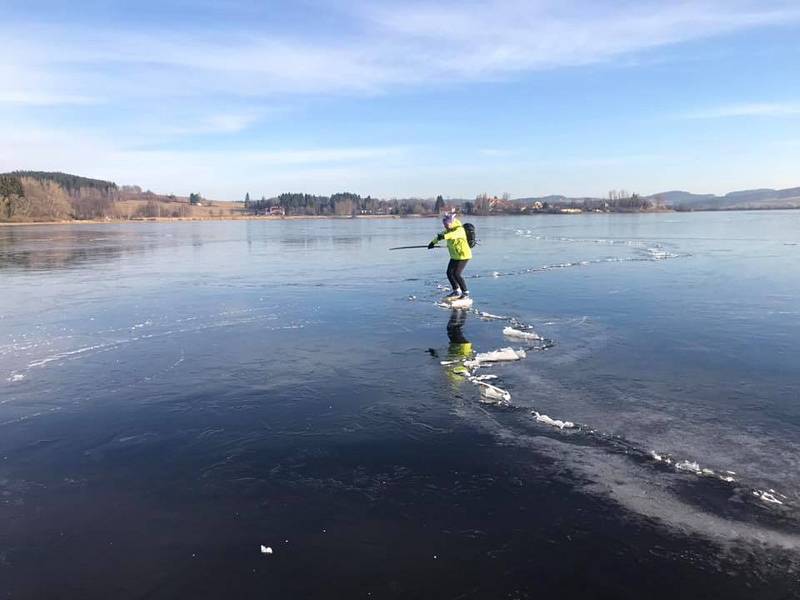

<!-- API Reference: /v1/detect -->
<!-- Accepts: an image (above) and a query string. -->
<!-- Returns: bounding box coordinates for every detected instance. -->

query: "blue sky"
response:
[2,0,799,200]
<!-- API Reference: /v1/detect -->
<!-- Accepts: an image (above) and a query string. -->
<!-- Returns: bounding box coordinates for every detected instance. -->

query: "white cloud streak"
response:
[0,118,410,196]
[3,1,800,103]
[0,91,100,106]
[684,102,800,119]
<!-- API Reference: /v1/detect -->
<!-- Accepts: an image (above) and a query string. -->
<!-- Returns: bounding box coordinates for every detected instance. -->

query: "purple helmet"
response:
[442,213,456,228]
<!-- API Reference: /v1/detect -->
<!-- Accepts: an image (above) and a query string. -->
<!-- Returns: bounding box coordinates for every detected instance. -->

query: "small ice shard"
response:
[753,490,784,505]
[533,411,575,430]
[471,374,498,381]
[479,312,507,320]
[478,383,511,403]
[502,327,541,341]
[7,373,25,382]
[260,545,273,555]
[675,460,702,474]
[474,347,526,363]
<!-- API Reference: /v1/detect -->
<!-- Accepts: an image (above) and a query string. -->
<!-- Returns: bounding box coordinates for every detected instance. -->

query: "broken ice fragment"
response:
[502,327,541,341]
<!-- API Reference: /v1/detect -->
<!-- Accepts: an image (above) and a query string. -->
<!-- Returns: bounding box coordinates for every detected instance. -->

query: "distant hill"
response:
[645,191,716,205]
[512,187,800,211]
[647,187,800,210]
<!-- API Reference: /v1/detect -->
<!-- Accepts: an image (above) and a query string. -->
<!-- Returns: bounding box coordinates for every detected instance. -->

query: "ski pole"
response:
[388,245,440,250]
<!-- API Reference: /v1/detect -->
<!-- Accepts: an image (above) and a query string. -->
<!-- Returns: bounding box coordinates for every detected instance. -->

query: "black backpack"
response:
[462,222,477,248]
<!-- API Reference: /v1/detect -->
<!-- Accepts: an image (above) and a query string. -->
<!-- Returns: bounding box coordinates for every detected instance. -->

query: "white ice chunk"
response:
[502,327,541,341]
[446,297,473,309]
[533,411,575,430]
[753,489,785,505]
[474,347,526,363]
[478,382,511,403]
[674,460,702,474]
[479,312,507,320]
[260,545,273,555]
[650,451,673,465]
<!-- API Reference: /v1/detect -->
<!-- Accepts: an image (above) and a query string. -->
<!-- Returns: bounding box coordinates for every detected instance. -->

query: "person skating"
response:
[428,212,472,298]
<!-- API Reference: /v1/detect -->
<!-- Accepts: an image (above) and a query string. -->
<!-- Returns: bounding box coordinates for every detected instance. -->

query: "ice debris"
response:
[466,347,526,367]
[651,453,737,483]
[502,327,541,341]
[479,312,507,320]
[478,382,511,404]
[753,489,785,505]
[260,545,273,555]
[446,358,512,404]
[533,411,575,430]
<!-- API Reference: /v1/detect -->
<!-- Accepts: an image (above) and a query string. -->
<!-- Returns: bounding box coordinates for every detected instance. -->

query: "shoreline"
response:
[1,206,797,226]
[0,214,438,227]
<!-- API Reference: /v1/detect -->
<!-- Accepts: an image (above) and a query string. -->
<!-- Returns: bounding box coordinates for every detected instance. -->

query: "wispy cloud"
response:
[164,113,263,135]
[0,91,101,106]
[0,117,409,195]
[683,102,800,119]
[4,1,800,102]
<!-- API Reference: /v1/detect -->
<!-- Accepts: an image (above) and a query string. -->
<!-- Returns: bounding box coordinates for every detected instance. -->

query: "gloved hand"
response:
[427,241,436,249]
[436,233,445,241]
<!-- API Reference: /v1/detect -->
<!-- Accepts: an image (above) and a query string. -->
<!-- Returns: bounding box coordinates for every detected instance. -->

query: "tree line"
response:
[1,171,119,221]
[243,192,439,216]
[0,172,200,222]
[0,169,662,223]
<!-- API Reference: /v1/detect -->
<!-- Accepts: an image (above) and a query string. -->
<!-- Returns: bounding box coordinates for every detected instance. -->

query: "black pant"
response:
[446,259,469,292]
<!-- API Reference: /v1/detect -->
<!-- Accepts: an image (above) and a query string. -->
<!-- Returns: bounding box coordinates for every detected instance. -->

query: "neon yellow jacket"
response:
[431,218,472,260]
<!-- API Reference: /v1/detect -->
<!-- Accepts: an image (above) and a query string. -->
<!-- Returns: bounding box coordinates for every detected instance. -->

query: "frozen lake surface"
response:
[2,212,800,598]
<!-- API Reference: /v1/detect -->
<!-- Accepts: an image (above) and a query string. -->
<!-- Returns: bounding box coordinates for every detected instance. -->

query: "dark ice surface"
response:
[2,213,799,598]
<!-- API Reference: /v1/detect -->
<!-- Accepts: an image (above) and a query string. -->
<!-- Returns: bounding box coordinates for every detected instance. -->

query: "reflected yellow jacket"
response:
[431,219,472,260]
